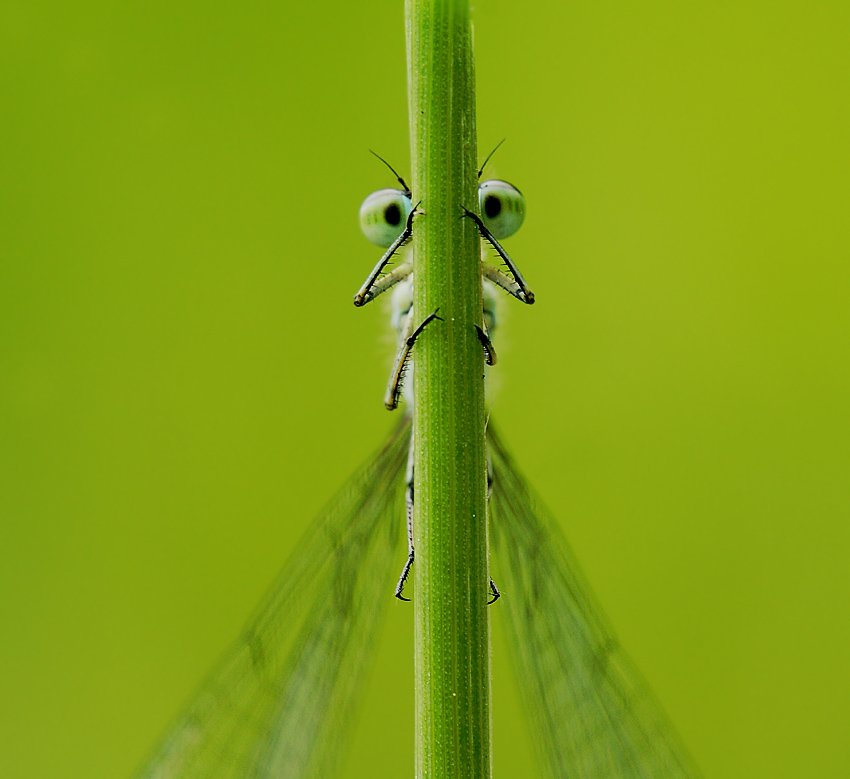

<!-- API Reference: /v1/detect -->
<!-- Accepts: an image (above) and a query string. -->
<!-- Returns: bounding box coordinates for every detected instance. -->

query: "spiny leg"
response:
[354,206,419,307]
[488,579,501,605]
[384,309,443,411]
[476,317,500,605]
[474,324,497,366]
[481,264,533,306]
[462,206,535,305]
[357,262,412,307]
[395,434,416,601]
[396,429,501,604]
[485,451,501,604]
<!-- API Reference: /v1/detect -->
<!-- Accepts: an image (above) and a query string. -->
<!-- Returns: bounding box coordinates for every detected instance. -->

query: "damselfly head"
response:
[359,188,414,248]
[478,180,525,240]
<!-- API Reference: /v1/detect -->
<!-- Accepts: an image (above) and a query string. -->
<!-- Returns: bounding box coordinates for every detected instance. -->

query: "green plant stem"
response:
[406,1,491,778]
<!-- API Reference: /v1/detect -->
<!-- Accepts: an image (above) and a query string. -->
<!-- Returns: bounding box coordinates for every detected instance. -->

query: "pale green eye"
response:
[360,189,413,248]
[478,180,525,239]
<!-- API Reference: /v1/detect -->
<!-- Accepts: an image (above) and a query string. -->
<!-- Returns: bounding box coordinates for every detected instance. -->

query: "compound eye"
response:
[478,180,525,239]
[359,189,413,247]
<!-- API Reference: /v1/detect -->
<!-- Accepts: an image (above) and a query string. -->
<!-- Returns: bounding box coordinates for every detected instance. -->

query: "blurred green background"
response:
[2,1,848,777]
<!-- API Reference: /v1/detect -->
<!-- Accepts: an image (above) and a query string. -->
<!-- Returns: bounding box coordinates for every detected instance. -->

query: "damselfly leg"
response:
[384,308,443,411]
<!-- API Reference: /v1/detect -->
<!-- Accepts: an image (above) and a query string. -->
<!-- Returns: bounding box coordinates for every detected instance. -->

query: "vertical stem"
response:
[406,2,491,779]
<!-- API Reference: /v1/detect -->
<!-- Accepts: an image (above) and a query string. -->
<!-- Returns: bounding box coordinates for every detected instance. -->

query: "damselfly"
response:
[134,155,701,779]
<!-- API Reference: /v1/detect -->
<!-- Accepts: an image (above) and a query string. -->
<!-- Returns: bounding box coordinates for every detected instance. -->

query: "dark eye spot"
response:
[384,203,402,226]
[484,194,502,219]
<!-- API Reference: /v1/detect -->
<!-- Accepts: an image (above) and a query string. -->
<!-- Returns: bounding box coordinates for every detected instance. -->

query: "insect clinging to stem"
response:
[133,146,701,779]
[353,142,534,602]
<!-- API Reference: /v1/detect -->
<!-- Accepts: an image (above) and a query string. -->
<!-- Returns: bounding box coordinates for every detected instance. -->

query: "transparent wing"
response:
[136,421,411,779]
[488,425,702,779]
